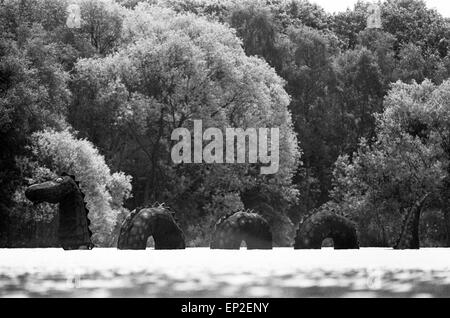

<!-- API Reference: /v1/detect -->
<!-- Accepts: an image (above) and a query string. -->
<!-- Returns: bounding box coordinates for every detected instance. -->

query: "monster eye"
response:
[56,178,63,183]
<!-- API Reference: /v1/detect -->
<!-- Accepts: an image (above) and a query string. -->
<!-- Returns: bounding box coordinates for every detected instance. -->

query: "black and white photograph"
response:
[1,0,450,301]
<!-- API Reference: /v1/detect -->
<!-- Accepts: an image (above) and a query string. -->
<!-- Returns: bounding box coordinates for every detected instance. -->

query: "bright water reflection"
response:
[0,248,449,297]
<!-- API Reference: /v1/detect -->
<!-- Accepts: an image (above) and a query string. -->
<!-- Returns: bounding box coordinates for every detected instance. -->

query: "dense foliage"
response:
[329,80,450,246]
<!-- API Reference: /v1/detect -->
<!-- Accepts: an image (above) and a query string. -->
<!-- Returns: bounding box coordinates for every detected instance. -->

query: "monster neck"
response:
[58,191,92,246]
[59,192,84,219]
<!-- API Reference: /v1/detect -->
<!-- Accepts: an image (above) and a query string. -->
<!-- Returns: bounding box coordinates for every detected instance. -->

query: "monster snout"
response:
[25,182,61,204]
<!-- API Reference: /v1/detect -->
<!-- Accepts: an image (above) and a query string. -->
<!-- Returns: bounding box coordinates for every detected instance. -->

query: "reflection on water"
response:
[0,248,449,298]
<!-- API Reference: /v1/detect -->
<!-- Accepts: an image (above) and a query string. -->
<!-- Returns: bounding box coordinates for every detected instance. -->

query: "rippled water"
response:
[0,248,449,298]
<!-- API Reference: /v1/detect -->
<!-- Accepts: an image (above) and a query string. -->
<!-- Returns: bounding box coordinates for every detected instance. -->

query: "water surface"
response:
[0,248,449,297]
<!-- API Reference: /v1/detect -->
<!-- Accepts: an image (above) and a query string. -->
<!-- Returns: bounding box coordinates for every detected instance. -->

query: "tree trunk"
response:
[395,194,429,250]
[444,209,450,247]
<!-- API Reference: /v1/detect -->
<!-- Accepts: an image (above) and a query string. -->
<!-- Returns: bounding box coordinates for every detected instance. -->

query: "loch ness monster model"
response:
[24,176,364,251]
[25,173,94,250]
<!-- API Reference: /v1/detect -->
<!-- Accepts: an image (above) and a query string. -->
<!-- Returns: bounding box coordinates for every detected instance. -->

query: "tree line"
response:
[1,0,450,247]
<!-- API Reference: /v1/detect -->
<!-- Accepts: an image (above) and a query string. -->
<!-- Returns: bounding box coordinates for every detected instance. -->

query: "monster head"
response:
[25,173,79,204]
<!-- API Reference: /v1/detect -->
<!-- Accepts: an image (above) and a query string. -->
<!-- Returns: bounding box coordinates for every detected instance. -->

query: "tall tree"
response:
[329,80,450,247]
[229,4,280,70]
[70,4,300,245]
